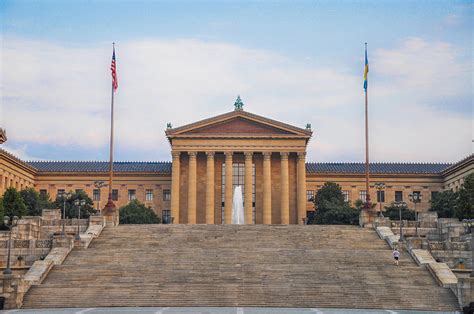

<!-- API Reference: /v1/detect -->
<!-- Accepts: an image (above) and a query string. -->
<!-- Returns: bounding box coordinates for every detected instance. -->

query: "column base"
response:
[103,198,119,226]
[359,209,377,227]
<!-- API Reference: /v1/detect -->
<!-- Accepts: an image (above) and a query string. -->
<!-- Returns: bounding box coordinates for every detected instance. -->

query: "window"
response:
[75,189,83,194]
[413,191,421,197]
[395,191,403,202]
[306,190,315,202]
[39,189,47,196]
[431,191,439,200]
[162,209,171,224]
[376,190,385,203]
[112,189,119,201]
[342,190,350,202]
[163,189,171,201]
[93,189,100,201]
[146,189,153,201]
[57,189,65,196]
[128,189,136,201]
[222,163,256,224]
[359,190,367,202]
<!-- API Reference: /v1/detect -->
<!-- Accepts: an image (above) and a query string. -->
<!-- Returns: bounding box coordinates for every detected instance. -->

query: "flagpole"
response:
[104,42,117,217]
[364,42,371,209]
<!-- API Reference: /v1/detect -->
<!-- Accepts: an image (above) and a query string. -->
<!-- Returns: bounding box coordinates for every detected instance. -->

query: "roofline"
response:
[0,148,38,174]
[441,154,474,176]
[166,110,313,138]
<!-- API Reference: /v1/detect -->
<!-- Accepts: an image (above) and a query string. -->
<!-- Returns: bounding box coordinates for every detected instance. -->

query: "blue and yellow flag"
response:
[363,43,368,91]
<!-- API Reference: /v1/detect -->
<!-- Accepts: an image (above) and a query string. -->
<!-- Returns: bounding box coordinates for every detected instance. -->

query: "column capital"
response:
[171,151,181,159]
[297,152,307,159]
[225,151,233,158]
[206,151,215,158]
[263,152,272,159]
[244,151,253,158]
[188,151,198,158]
[280,152,289,159]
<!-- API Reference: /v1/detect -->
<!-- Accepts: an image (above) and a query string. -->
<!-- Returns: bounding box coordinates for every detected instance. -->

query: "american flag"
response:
[111,46,118,91]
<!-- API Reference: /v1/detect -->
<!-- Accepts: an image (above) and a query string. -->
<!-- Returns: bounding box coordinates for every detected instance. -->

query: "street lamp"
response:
[394,201,407,242]
[461,219,474,278]
[374,182,386,217]
[74,199,86,241]
[93,180,107,215]
[409,192,423,237]
[3,216,19,275]
[58,191,72,236]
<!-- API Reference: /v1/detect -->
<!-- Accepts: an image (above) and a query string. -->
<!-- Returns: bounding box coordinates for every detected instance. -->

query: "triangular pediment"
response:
[166,110,312,138]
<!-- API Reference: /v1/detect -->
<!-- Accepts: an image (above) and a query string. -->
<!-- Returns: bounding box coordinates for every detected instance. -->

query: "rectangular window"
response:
[163,189,171,201]
[146,189,153,201]
[57,189,65,196]
[112,189,119,201]
[162,209,171,224]
[395,191,403,202]
[359,190,367,202]
[128,189,136,201]
[75,189,83,194]
[342,190,350,202]
[306,190,315,202]
[431,191,439,200]
[39,189,47,196]
[93,189,100,201]
[377,190,385,203]
[413,191,421,197]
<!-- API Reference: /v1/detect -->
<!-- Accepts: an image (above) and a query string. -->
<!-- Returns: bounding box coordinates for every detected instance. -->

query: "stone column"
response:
[187,152,197,224]
[224,152,233,224]
[263,152,272,224]
[205,152,215,224]
[297,152,307,225]
[244,152,253,224]
[170,151,181,224]
[280,152,290,224]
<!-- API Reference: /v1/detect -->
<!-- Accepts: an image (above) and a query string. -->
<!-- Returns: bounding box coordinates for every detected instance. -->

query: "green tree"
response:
[429,190,457,218]
[456,173,474,219]
[20,188,54,216]
[311,182,360,225]
[383,202,415,220]
[119,199,161,224]
[53,190,96,219]
[2,187,27,218]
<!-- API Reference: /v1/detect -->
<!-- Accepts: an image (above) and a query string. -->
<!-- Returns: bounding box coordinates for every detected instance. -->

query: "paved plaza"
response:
[0,307,460,314]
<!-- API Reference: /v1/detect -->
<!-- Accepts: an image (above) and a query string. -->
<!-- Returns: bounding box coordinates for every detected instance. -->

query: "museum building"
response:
[0,105,472,224]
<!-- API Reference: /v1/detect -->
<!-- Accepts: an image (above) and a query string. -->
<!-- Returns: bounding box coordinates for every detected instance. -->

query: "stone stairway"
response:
[22,225,459,310]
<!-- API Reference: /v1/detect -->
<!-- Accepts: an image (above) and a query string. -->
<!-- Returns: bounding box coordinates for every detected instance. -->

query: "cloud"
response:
[1,37,471,162]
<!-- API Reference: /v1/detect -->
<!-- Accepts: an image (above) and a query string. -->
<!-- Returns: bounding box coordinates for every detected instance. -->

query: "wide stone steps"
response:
[22,224,459,310]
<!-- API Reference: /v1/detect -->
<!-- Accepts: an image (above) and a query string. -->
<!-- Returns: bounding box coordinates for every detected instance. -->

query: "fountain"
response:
[232,185,245,224]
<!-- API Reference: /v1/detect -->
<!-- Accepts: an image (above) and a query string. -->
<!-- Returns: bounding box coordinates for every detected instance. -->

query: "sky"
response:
[0,0,472,163]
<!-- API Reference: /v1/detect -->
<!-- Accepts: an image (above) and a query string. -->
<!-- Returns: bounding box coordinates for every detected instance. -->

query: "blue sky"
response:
[0,1,472,162]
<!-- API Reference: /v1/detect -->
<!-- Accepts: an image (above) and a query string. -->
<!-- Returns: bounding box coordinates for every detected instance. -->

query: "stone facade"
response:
[0,108,473,224]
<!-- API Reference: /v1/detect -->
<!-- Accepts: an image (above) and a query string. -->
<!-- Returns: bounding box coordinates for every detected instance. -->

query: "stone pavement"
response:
[0,307,460,314]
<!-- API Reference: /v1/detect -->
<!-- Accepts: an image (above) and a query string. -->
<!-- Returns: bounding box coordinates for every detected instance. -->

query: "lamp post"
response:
[3,216,19,275]
[394,201,407,242]
[409,192,423,237]
[462,219,474,277]
[93,180,107,215]
[374,182,386,217]
[74,199,85,240]
[59,191,72,236]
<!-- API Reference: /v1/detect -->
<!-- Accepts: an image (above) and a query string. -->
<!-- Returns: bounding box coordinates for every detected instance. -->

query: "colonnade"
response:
[0,170,34,195]
[170,151,307,224]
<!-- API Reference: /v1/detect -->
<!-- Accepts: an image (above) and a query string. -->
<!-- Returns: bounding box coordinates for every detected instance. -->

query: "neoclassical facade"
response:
[0,106,473,224]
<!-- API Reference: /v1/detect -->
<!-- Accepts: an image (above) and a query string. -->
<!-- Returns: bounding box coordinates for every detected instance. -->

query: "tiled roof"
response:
[27,161,172,173]
[306,162,452,174]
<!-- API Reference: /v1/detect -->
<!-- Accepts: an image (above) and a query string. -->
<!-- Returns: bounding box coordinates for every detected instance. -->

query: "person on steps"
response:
[392,248,400,266]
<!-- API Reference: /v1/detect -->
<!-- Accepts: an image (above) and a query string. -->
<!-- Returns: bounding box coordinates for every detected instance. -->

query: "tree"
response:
[429,190,457,218]
[311,182,360,225]
[383,202,415,220]
[53,190,96,219]
[119,200,161,224]
[20,188,54,216]
[2,187,27,218]
[456,173,474,219]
